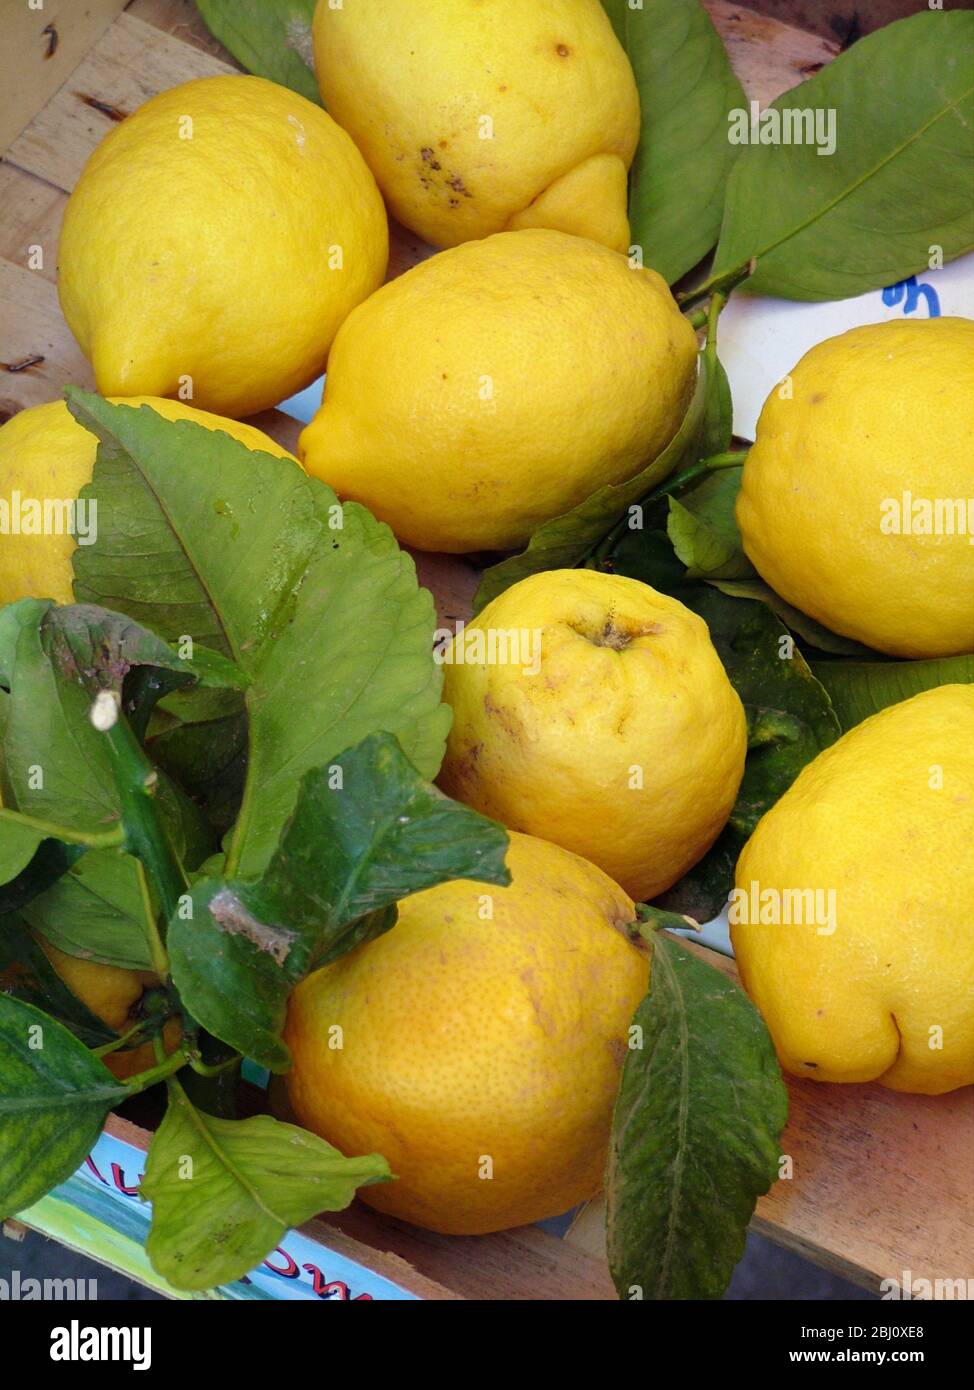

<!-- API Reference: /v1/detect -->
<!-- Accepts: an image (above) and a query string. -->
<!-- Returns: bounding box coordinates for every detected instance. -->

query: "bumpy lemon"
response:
[736,319,974,658]
[37,937,180,1083]
[58,75,388,417]
[438,570,747,901]
[285,831,649,1235]
[731,685,974,1095]
[312,0,639,251]
[0,398,296,607]
[299,230,698,552]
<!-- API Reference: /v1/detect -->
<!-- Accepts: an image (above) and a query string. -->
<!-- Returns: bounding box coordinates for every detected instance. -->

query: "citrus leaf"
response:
[810,654,974,733]
[168,733,509,1070]
[0,917,116,1049]
[607,935,787,1300]
[602,0,746,283]
[475,344,717,610]
[711,10,974,300]
[66,393,449,880]
[227,494,451,877]
[20,851,157,972]
[667,467,753,579]
[0,996,125,1219]
[142,1080,388,1292]
[0,839,85,918]
[709,579,875,656]
[257,731,511,938]
[0,813,45,886]
[194,0,321,106]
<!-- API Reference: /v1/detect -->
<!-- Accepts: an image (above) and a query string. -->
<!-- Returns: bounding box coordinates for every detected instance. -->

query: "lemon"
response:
[731,685,974,1095]
[438,569,746,901]
[736,319,974,658]
[58,75,388,418]
[299,230,698,553]
[312,0,639,251]
[284,831,648,1235]
[36,937,180,1083]
[0,398,296,607]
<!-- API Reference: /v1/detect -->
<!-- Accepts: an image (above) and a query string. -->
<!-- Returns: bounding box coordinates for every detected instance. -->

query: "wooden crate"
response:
[1,0,971,1300]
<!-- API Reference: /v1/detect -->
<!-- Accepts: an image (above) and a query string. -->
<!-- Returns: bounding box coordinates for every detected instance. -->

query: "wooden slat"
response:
[564,938,974,1294]
[0,0,129,156]
[6,12,234,193]
[0,259,93,418]
[0,163,65,285]
[708,1,839,102]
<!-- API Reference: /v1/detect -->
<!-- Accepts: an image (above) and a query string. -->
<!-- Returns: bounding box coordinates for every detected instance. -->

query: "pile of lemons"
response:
[1,0,970,1237]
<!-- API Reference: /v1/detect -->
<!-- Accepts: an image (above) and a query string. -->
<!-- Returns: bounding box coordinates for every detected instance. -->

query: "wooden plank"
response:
[0,258,93,419]
[6,12,234,193]
[0,0,129,156]
[0,163,65,286]
[564,938,974,1294]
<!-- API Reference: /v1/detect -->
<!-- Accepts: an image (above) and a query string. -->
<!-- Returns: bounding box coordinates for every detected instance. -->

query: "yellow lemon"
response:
[731,684,974,1095]
[312,0,639,251]
[736,319,974,658]
[0,398,296,607]
[438,569,746,901]
[58,75,388,417]
[299,229,698,552]
[284,831,649,1235]
[36,937,180,1083]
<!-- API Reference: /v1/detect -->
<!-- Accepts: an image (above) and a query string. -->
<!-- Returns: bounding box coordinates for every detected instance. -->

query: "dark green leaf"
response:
[21,851,156,971]
[603,0,746,283]
[142,1080,389,1291]
[710,579,875,656]
[810,654,974,732]
[0,996,125,1218]
[195,0,321,106]
[257,731,511,941]
[168,733,509,1070]
[607,935,787,1299]
[712,11,974,300]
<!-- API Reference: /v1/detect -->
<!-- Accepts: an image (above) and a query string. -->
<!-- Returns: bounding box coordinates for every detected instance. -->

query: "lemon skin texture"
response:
[312,0,639,251]
[36,936,181,1083]
[438,570,747,902]
[58,75,388,418]
[0,397,296,607]
[284,831,649,1235]
[298,230,699,553]
[736,319,974,658]
[731,685,974,1096]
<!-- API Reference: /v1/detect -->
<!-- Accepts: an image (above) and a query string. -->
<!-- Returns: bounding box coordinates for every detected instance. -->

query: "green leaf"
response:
[0,812,45,886]
[667,467,753,579]
[711,10,974,300]
[0,840,85,919]
[475,344,718,610]
[0,996,125,1219]
[168,733,510,1070]
[810,654,974,732]
[607,935,788,1300]
[20,851,156,971]
[194,0,321,106]
[66,392,449,880]
[257,732,511,942]
[603,0,746,283]
[228,495,451,877]
[142,1080,389,1292]
[709,580,875,656]
[2,599,232,836]
[0,917,116,1049]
